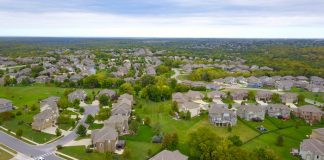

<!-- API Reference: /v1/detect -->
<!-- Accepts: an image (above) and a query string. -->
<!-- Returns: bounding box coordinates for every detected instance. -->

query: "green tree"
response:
[162,133,178,150]
[228,135,242,146]
[85,115,95,125]
[140,75,156,87]
[55,128,62,137]
[76,125,87,137]
[16,129,23,138]
[129,121,139,134]
[119,83,134,94]
[99,95,110,106]
[276,135,284,146]
[297,94,305,105]
[248,91,255,101]
[271,93,281,103]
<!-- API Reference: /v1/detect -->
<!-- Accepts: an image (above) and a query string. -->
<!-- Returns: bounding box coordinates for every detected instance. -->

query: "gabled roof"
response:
[150,150,188,160]
[92,126,118,143]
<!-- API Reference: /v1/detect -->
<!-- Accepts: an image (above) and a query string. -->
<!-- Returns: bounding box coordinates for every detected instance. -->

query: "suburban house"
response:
[231,90,248,100]
[118,93,134,105]
[207,91,226,101]
[209,103,237,126]
[104,115,129,134]
[150,150,188,160]
[96,89,117,100]
[185,90,204,101]
[178,101,201,117]
[172,92,188,104]
[266,104,291,119]
[295,105,323,124]
[91,126,119,153]
[276,80,294,91]
[237,105,266,121]
[68,90,87,103]
[40,96,60,112]
[281,93,298,104]
[0,98,13,113]
[111,102,132,117]
[32,109,59,131]
[247,76,263,88]
[255,91,273,102]
[299,128,324,160]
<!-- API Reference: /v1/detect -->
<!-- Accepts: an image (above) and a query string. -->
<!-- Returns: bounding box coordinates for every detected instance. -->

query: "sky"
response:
[0,0,323,38]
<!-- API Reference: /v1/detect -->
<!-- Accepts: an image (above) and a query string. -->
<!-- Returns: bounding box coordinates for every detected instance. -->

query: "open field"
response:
[0,85,101,107]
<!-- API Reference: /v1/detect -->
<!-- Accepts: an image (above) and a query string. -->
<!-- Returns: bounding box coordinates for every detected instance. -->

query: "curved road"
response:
[0,103,99,160]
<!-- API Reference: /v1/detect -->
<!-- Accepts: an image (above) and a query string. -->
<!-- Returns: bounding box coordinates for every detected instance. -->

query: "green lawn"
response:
[59,146,108,160]
[88,123,104,130]
[0,85,101,107]
[289,87,324,103]
[243,118,279,132]
[0,148,14,160]
[2,110,57,144]
[134,99,259,156]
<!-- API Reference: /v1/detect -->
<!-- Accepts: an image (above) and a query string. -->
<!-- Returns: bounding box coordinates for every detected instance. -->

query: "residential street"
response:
[0,102,99,160]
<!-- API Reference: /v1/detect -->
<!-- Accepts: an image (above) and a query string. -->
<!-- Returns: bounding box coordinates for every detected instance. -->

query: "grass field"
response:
[59,146,108,160]
[0,148,14,160]
[0,85,101,107]
[1,110,57,143]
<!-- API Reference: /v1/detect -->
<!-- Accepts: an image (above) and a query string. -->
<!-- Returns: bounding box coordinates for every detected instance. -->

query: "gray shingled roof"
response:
[300,138,324,155]
[150,150,188,160]
[0,98,11,105]
[298,105,322,113]
[92,126,118,143]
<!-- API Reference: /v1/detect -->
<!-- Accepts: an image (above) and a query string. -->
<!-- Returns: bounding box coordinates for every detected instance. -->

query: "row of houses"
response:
[32,96,60,131]
[91,93,134,153]
[214,76,324,92]
[209,104,323,126]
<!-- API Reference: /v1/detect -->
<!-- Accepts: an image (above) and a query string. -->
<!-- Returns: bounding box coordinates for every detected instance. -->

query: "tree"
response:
[228,135,242,146]
[156,65,171,75]
[119,83,134,94]
[248,91,255,101]
[85,115,95,125]
[76,125,87,137]
[171,101,179,113]
[129,121,139,134]
[56,128,62,137]
[16,129,23,138]
[251,148,281,160]
[297,94,305,105]
[271,93,281,103]
[276,135,284,146]
[99,95,109,106]
[140,75,156,87]
[162,133,178,150]
[188,127,221,159]
[170,78,177,89]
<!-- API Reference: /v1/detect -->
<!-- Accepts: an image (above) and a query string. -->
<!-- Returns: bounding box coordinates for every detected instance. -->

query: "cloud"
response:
[0,0,323,38]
